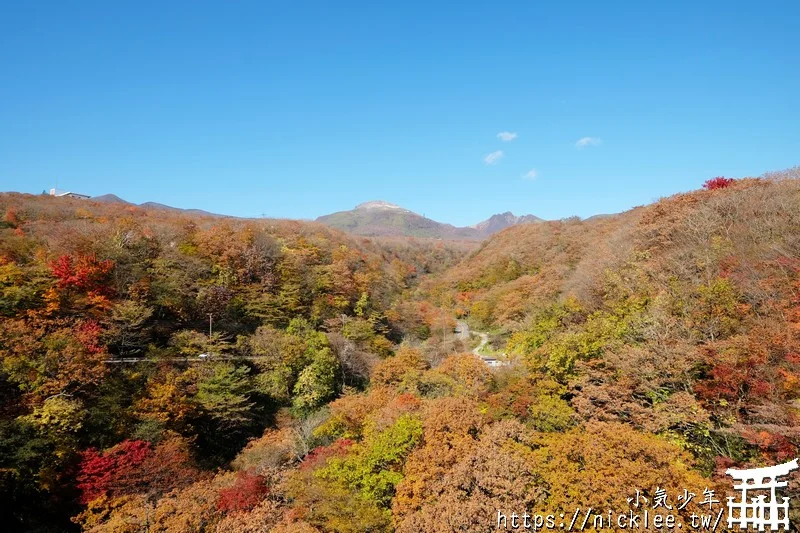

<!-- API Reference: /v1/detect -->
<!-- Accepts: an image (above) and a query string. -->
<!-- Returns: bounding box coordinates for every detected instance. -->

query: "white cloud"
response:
[483,150,504,165]
[497,131,518,142]
[523,169,538,180]
[575,136,602,148]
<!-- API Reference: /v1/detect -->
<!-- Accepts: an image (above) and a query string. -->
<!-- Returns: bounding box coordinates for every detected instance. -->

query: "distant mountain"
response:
[87,194,227,217]
[138,201,225,217]
[316,201,543,240]
[92,193,130,204]
[584,213,617,221]
[472,212,543,234]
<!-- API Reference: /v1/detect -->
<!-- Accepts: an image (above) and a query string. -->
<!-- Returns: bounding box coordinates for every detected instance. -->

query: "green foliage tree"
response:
[195,363,256,430]
[293,347,341,414]
[319,414,423,507]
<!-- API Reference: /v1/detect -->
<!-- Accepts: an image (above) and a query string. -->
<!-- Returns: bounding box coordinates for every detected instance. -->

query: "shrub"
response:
[217,471,271,512]
[702,176,735,190]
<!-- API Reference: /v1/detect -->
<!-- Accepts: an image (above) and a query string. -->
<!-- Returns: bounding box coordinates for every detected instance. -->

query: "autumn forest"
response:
[2,169,800,532]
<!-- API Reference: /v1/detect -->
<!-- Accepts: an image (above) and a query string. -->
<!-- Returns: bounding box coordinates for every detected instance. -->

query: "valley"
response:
[1,170,800,531]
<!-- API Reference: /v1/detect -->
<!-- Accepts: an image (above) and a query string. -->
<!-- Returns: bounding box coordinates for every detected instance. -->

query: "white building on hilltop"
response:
[50,188,90,199]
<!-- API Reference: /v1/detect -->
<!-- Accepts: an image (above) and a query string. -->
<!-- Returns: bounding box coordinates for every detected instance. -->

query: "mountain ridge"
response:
[316,201,544,240]
[86,193,546,240]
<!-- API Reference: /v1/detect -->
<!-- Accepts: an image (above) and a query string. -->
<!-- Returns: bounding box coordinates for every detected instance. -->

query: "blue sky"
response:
[1,1,798,226]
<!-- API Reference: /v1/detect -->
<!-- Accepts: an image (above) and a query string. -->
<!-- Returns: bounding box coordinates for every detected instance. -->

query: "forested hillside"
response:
[0,194,467,531]
[2,171,800,532]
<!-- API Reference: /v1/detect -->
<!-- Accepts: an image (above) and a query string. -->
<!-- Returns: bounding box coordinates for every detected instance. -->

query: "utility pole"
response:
[441,313,447,353]
[208,313,213,337]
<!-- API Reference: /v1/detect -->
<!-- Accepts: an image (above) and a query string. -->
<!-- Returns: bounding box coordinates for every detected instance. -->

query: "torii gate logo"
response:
[726,459,798,531]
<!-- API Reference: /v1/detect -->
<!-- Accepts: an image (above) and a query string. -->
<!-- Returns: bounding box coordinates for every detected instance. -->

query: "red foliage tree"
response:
[703,176,735,190]
[742,430,798,462]
[4,208,19,227]
[217,470,271,512]
[76,437,200,504]
[49,254,114,293]
[77,440,152,503]
[128,436,201,497]
[694,363,748,402]
[300,438,355,471]
[74,320,106,355]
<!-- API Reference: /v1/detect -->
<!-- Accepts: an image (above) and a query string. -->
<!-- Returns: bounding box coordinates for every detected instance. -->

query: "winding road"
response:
[455,320,492,357]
